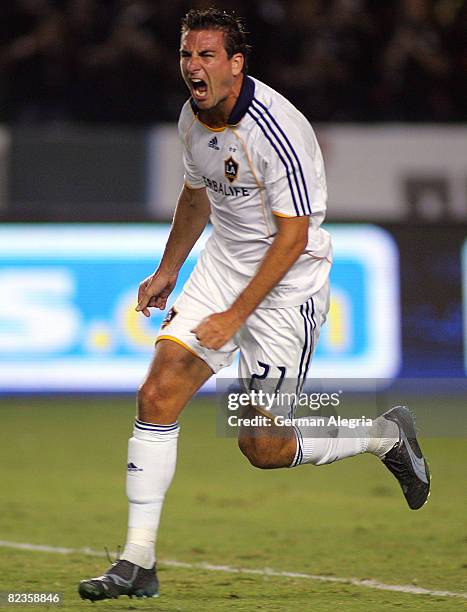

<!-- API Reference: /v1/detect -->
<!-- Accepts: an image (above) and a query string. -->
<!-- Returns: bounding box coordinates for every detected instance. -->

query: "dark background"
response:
[0,0,465,124]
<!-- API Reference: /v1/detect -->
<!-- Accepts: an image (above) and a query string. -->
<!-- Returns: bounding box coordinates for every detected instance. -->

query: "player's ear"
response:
[231,53,244,76]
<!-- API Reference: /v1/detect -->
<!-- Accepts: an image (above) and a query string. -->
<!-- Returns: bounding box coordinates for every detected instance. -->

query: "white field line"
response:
[0,540,465,600]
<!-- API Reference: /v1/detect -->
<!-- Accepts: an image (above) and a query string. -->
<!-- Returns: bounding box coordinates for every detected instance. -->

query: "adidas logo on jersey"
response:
[208,136,220,150]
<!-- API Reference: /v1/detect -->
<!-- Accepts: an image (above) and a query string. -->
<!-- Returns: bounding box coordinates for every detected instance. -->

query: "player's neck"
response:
[199,74,244,128]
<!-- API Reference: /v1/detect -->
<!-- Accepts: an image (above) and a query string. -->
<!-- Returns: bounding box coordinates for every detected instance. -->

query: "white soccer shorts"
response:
[156,252,330,412]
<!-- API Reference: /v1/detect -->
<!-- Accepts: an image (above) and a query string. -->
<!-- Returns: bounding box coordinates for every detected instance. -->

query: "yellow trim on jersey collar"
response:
[194,116,227,132]
[190,106,240,132]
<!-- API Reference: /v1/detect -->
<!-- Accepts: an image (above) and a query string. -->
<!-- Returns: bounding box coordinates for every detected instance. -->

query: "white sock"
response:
[365,415,399,458]
[293,423,369,466]
[290,415,398,466]
[121,419,180,568]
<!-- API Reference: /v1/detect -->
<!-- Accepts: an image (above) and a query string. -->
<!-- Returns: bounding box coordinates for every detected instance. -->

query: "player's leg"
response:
[286,401,430,509]
[273,286,430,509]
[138,337,213,424]
[237,283,430,508]
[122,338,212,570]
[79,340,212,601]
[236,291,324,469]
[239,401,430,508]
[237,404,296,468]
[79,257,239,601]
[236,281,398,468]
[236,281,330,467]
[118,262,238,575]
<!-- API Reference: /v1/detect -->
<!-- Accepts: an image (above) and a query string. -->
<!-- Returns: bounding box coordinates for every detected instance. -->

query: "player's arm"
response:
[136,184,210,317]
[194,215,309,349]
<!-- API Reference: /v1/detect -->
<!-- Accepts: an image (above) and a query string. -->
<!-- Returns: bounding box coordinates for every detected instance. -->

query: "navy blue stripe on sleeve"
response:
[252,98,311,214]
[248,107,304,216]
[251,99,307,215]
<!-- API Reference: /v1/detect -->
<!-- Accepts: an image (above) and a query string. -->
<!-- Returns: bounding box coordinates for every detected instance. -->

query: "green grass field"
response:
[0,396,465,611]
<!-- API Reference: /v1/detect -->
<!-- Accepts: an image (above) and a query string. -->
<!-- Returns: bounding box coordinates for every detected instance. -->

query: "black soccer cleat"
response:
[380,405,430,510]
[78,559,159,601]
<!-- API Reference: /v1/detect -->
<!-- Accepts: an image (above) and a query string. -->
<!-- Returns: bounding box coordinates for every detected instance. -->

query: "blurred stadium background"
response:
[0,1,466,610]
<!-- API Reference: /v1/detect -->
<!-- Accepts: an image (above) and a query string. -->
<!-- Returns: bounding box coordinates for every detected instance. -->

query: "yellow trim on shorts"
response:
[156,335,201,359]
[156,335,215,374]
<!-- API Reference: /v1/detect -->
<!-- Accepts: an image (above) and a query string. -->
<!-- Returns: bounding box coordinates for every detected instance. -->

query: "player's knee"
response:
[238,436,278,470]
[137,377,173,422]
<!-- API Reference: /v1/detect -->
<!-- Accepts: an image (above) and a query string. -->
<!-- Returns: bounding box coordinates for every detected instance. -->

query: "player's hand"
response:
[192,310,243,350]
[136,270,178,317]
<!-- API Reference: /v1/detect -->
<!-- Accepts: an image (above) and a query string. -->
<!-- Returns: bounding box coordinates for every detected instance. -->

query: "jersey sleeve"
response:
[178,105,205,190]
[259,118,324,218]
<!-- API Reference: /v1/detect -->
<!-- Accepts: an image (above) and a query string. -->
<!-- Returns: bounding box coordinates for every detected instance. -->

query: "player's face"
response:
[180,29,243,111]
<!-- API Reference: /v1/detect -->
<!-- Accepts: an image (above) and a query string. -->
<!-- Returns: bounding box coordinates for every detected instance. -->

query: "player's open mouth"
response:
[190,78,208,101]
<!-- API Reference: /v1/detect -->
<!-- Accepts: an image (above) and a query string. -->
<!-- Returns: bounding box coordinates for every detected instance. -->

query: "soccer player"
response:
[78,8,430,602]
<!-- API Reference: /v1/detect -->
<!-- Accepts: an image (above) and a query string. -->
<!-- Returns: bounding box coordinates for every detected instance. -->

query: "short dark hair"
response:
[181,8,251,73]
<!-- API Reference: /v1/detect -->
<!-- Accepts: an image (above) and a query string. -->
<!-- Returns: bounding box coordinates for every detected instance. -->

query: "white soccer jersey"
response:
[178,75,332,308]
